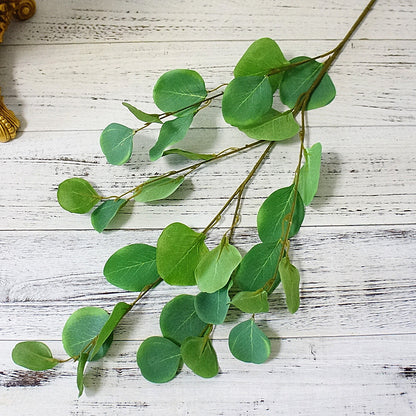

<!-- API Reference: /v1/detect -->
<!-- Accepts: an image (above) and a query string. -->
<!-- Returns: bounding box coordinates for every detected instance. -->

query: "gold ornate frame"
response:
[0,0,36,142]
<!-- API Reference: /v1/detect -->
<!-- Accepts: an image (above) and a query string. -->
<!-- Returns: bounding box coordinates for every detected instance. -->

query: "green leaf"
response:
[180,336,218,378]
[160,294,206,345]
[153,69,207,114]
[12,341,59,371]
[103,244,158,291]
[162,148,215,161]
[57,178,101,214]
[233,242,281,292]
[62,307,112,361]
[90,302,131,360]
[222,76,273,127]
[134,176,185,203]
[278,256,301,314]
[136,336,181,383]
[194,282,231,325]
[195,236,242,293]
[298,142,322,206]
[234,37,289,91]
[77,352,88,397]
[280,56,336,110]
[91,198,127,233]
[156,222,208,286]
[228,319,271,364]
[149,115,194,161]
[239,109,299,142]
[257,184,305,243]
[122,102,162,124]
[231,290,269,314]
[100,123,135,165]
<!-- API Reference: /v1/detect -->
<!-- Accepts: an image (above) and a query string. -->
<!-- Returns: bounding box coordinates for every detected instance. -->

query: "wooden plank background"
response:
[1,0,415,414]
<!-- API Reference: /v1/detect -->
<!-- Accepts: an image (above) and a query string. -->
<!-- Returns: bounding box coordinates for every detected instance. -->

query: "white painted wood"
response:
[1,336,416,416]
[0,40,415,131]
[1,0,415,414]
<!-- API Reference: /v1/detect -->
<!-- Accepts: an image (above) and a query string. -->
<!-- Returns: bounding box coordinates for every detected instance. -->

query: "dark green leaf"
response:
[222,76,273,127]
[194,283,231,325]
[57,178,101,214]
[156,222,208,286]
[153,69,207,113]
[149,115,194,161]
[298,142,322,206]
[233,242,281,292]
[91,198,127,233]
[257,184,305,243]
[136,336,181,383]
[180,336,218,378]
[134,176,185,203]
[239,109,299,142]
[228,319,271,364]
[234,37,289,91]
[162,148,215,161]
[12,341,59,371]
[90,302,131,360]
[122,102,162,124]
[280,56,336,110]
[100,123,135,165]
[231,290,269,314]
[159,294,206,345]
[278,256,300,314]
[103,244,158,291]
[195,236,242,293]
[77,352,88,397]
[62,307,112,361]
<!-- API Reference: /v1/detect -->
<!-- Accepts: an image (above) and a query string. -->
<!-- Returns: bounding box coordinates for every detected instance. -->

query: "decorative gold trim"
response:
[0,0,36,142]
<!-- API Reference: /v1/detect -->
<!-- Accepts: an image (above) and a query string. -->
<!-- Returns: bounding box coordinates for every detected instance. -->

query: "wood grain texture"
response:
[1,0,415,414]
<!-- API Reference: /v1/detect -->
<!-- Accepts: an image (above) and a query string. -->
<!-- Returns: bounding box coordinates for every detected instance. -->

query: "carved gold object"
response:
[0,0,36,142]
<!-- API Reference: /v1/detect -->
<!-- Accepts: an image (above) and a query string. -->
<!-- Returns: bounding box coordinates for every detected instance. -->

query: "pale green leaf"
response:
[181,336,218,378]
[57,178,101,214]
[195,237,242,293]
[298,142,322,206]
[231,290,269,314]
[239,109,299,142]
[122,102,162,123]
[278,256,300,314]
[12,341,59,371]
[134,176,185,203]
[222,76,273,127]
[162,148,215,161]
[100,123,135,165]
[77,352,88,397]
[156,222,208,286]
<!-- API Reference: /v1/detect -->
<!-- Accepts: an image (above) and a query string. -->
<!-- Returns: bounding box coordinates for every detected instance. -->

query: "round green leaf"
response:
[195,238,242,293]
[134,176,185,203]
[222,76,273,127]
[194,284,231,325]
[280,56,336,110]
[233,242,281,292]
[231,290,269,314]
[156,222,208,286]
[62,307,112,361]
[228,319,271,364]
[91,198,127,233]
[103,243,158,291]
[181,336,218,378]
[239,109,299,142]
[12,341,59,371]
[298,142,322,206]
[100,123,135,166]
[159,294,206,345]
[57,178,100,214]
[234,37,289,91]
[257,184,305,243]
[279,256,301,314]
[153,69,207,114]
[137,336,181,383]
